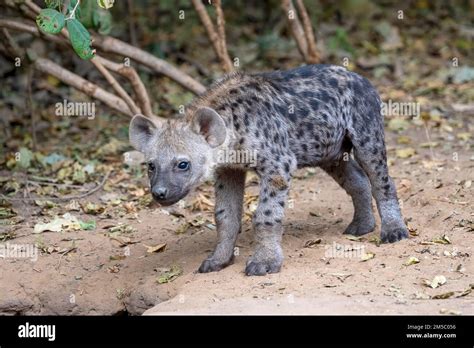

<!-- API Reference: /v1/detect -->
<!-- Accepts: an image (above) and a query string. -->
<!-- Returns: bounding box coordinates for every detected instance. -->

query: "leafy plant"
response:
[35,0,115,60]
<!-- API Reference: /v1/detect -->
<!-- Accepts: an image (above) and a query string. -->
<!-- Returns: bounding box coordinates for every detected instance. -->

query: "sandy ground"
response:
[1,128,473,316]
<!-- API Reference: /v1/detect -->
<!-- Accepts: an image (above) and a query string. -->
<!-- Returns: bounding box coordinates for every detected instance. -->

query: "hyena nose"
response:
[153,187,168,200]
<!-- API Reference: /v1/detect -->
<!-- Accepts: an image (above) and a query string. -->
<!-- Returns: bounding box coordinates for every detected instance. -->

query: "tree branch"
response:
[90,57,141,115]
[34,57,133,116]
[214,0,233,72]
[93,35,207,94]
[192,0,233,72]
[282,0,320,64]
[295,0,319,64]
[21,0,206,95]
[0,28,133,116]
[95,56,154,117]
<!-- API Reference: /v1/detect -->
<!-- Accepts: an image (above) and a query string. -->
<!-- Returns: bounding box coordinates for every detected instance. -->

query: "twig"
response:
[45,171,111,201]
[26,65,37,151]
[127,0,138,46]
[294,0,319,63]
[27,180,84,189]
[34,57,133,116]
[214,0,233,72]
[0,19,156,118]
[93,35,207,94]
[0,171,111,202]
[192,0,233,72]
[282,0,308,61]
[90,57,141,115]
[95,56,154,117]
[0,19,157,118]
[19,0,207,95]
[65,0,80,20]
[282,0,320,64]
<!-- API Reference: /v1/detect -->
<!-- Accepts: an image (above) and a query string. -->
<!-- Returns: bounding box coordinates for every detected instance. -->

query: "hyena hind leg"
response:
[350,133,408,243]
[322,158,376,236]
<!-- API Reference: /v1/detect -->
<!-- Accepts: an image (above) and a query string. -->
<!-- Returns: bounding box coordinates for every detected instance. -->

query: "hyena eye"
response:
[177,161,190,170]
[147,162,155,171]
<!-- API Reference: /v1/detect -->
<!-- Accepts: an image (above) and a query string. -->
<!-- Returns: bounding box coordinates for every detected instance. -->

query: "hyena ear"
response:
[129,114,158,152]
[192,107,226,148]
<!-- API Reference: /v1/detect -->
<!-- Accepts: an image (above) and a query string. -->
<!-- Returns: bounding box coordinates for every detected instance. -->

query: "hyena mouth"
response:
[154,190,190,206]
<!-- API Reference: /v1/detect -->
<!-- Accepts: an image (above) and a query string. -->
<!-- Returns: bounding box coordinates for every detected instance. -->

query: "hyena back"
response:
[129,64,408,276]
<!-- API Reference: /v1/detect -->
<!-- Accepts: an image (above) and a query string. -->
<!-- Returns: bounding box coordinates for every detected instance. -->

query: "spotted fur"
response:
[129,64,408,276]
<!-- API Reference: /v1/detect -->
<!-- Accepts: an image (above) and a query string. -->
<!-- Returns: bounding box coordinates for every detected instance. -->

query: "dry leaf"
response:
[439,308,461,315]
[304,239,321,248]
[176,222,190,234]
[404,256,420,266]
[144,243,166,253]
[432,291,455,299]
[432,235,451,245]
[456,132,471,141]
[424,275,447,289]
[360,252,375,262]
[346,235,363,241]
[396,148,416,159]
[157,265,182,284]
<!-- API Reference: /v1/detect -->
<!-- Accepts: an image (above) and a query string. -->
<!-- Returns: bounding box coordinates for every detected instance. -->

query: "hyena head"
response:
[129,107,226,206]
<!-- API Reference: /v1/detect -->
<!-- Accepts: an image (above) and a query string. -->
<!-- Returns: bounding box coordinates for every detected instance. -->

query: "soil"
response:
[1,126,473,316]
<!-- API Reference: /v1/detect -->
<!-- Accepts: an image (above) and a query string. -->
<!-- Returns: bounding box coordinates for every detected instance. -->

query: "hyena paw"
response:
[343,216,376,236]
[245,256,282,276]
[381,225,409,243]
[198,257,232,273]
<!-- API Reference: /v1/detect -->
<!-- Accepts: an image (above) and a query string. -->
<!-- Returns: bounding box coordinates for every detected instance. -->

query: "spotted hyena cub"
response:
[129,64,408,276]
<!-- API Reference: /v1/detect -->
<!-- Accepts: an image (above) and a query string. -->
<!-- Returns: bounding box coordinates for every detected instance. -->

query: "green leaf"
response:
[93,8,112,35]
[78,0,94,27]
[45,0,62,9]
[17,147,34,169]
[68,0,82,19]
[78,0,113,35]
[66,18,95,60]
[97,0,115,9]
[79,220,96,230]
[36,8,65,35]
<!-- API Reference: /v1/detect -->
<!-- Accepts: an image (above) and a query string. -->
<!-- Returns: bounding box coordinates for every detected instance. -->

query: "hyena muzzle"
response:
[129,64,408,276]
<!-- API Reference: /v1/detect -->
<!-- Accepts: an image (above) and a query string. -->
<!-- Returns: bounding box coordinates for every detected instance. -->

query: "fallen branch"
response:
[21,0,207,94]
[21,1,153,117]
[34,57,133,115]
[0,171,112,203]
[0,18,156,118]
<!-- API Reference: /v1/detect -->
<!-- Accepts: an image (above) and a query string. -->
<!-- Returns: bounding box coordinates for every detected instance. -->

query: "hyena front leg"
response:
[245,173,290,276]
[198,168,246,273]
